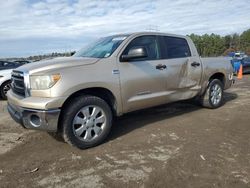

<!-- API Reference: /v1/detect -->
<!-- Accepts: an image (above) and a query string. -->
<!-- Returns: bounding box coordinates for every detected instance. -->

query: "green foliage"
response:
[240,29,250,55]
[188,29,250,57]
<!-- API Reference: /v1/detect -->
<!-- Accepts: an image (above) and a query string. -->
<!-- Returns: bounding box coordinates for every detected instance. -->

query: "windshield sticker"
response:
[112,36,127,41]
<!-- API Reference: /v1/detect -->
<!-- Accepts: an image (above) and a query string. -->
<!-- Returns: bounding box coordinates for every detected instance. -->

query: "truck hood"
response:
[0,69,13,76]
[16,57,100,74]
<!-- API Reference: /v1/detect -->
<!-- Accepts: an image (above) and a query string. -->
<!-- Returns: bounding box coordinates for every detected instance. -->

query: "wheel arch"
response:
[0,79,11,87]
[0,79,12,98]
[208,72,226,88]
[199,72,226,96]
[60,87,118,117]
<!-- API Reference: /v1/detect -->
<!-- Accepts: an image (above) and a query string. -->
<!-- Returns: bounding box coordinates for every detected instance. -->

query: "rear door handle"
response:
[156,64,167,70]
[191,62,200,67]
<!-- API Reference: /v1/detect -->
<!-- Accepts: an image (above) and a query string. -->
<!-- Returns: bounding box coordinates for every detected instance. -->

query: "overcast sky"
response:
[0,0,249,58]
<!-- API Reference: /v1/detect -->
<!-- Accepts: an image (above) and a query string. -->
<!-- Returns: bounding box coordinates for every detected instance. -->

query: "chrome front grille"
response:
[11,70,25,97]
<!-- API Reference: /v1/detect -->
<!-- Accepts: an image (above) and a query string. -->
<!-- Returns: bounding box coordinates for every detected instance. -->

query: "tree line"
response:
[3,51,75,62]
[188,28,250,57]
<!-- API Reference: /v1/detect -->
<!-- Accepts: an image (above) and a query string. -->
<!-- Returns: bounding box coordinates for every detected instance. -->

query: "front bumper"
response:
[6,89,65,132]
[8,102,60,132]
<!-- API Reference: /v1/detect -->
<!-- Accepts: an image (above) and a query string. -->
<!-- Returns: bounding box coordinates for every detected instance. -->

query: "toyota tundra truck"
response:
[7,32,234,149]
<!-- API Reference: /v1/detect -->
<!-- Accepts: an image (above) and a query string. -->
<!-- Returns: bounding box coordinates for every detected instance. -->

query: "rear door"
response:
[159,36,202,99]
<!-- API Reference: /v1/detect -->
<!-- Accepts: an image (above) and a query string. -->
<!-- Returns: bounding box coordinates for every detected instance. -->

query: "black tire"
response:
[199,79,224,109]
[61,95,113,149]
[0,80,11,100]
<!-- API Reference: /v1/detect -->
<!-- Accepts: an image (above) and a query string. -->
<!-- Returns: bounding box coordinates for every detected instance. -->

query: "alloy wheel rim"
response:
[210,84,222,105]
[72,105,106,141]
[3,83,11,95]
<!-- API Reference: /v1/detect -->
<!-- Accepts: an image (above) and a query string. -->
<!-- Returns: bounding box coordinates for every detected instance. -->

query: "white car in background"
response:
[0,69,12,99]
[0,60,31,99]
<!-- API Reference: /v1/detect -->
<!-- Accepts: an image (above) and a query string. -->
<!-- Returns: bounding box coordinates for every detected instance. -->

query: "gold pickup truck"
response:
[7,32,234,149]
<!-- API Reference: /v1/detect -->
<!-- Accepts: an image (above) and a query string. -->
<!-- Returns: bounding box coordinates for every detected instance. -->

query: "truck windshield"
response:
[74,35,128,58]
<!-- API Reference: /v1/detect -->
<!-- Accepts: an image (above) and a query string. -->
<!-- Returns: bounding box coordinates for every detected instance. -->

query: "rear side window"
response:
[161,36,191,59]
[122,35,160,61]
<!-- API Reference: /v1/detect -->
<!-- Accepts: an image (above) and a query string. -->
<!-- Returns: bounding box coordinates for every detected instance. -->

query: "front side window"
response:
[162,36,191,59]
[74,35,128,58]
[122,35,160,61]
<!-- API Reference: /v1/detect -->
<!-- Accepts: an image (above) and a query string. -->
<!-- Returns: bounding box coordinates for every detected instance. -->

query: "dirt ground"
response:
[0,75,250,188]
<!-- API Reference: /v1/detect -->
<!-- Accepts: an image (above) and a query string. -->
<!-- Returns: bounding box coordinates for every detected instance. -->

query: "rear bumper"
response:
[224,72,234,89]
[8,102,60,132]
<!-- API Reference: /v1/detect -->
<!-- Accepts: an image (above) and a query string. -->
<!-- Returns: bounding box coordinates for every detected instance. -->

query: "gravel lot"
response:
[0,75,250,188]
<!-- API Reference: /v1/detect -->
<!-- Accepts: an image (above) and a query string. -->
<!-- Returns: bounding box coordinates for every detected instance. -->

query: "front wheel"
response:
[0,80,11,100]
[199,79,224,109]
[61,95,113,149]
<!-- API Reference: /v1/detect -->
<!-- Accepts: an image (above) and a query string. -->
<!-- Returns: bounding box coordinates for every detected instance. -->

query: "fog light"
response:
[30,114,41,127]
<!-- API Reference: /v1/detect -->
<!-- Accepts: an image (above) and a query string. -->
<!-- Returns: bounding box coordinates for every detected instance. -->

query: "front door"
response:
[117,35,169,113]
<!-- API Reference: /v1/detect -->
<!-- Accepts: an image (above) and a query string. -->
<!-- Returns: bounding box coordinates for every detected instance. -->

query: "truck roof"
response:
[110,32,188,39]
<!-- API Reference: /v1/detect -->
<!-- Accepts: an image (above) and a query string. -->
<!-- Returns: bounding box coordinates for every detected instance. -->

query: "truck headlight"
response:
[30,74,61,90]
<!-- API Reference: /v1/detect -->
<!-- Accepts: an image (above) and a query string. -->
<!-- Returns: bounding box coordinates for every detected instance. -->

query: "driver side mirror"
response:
[121,46,148,62]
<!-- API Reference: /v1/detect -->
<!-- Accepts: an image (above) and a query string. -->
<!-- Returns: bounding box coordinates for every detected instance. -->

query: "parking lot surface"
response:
[0,75,250,188]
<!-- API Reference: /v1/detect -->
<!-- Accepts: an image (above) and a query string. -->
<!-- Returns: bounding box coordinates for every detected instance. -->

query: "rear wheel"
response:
[0,80,11,100]
[61,95,112,149]
[200,79,224,109]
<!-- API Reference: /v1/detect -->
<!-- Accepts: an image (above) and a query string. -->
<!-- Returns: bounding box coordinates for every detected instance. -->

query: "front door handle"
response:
[191,62,200,67]
[156,64,167,70]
